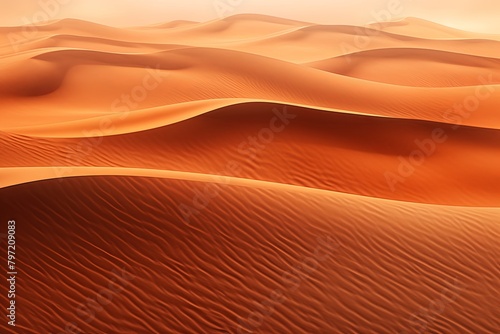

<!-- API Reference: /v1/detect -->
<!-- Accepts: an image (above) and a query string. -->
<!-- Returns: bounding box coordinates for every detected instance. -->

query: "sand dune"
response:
[306,48,500,87]
[0,175,499,333]
[2,102,500,207]
[1,13,499,333]
[369,17,500,40]
[1,46,500,130]
[151,20,198,29]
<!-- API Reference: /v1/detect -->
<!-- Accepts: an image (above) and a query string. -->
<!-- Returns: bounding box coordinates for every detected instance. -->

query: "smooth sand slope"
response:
[0,14,499,333]
[306,48,500,87]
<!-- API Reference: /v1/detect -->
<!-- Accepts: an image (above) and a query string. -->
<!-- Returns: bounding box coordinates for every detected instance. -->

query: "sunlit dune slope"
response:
[306,48,500,87]
[1,47,500,130]
[2,102,500,206]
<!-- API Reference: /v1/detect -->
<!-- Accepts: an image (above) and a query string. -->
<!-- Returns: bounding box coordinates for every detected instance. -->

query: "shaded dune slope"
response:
[0,176,499,333]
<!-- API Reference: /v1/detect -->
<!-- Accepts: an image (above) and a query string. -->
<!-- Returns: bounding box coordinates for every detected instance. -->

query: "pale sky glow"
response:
[0,0,499,33]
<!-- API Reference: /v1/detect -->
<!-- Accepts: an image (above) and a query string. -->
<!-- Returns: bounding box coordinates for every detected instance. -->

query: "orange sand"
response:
[0,14,499,333]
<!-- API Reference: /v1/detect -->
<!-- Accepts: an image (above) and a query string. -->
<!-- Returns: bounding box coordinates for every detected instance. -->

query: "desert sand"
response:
[0,14,499,333]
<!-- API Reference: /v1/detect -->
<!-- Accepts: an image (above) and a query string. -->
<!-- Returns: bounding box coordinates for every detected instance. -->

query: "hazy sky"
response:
[1,0,499,33]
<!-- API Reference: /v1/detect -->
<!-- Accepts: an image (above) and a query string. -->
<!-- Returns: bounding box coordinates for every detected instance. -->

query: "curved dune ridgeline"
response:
[0,14,499,333]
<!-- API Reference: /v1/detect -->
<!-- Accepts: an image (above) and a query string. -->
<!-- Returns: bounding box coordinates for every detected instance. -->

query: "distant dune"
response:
[306,48,500,87]
[0,14,499,334]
